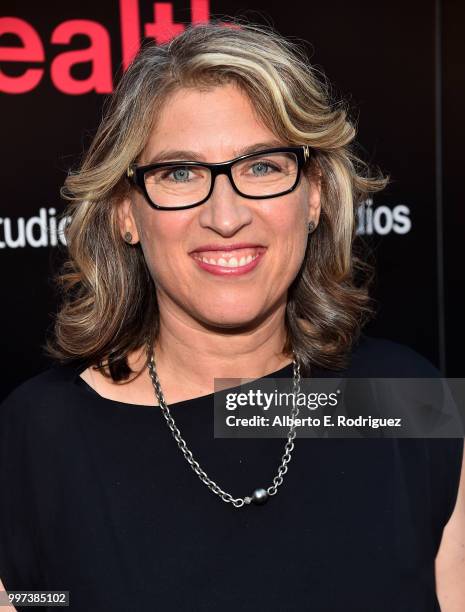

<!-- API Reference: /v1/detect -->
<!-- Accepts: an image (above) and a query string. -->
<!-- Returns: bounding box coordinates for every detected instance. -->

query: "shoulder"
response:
[311,334,439,378]
[0,361,84,436]
[347,338,465,527]
[1,361,80,405]
[345,334,440,377]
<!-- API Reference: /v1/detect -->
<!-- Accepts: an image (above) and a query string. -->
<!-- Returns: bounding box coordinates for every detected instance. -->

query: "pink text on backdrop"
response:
[0,0,234,95]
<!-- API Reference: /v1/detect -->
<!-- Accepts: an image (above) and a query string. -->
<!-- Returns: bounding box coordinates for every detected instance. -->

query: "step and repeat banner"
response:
[1,0,463,396]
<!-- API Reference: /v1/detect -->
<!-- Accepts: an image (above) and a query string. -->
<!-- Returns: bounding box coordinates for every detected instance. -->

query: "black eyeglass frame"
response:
[126,145,313,211]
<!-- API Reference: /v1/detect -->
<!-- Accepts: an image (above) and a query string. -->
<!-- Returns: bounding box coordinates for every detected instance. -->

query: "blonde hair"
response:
[44,17,388,380]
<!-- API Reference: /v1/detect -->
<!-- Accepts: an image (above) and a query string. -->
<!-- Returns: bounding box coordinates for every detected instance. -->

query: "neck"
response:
[151,300,292,395]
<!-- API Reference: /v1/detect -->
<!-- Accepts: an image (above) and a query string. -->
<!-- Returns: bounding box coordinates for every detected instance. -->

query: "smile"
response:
[189,247,266,275]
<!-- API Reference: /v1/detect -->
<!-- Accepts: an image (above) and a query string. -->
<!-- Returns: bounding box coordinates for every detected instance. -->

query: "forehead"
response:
[142,83,278,162]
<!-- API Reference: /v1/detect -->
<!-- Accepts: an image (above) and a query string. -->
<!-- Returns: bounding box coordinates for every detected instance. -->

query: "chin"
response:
[196,307,266,330]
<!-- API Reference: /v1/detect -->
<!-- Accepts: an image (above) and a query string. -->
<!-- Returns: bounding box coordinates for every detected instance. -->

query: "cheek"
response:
[265,202,308,260]
[136,210,195,288]
[263,187,308,228]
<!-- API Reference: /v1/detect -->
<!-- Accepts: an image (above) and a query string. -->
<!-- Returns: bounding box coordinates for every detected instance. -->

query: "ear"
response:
[116,195,140,244]
[307,166,322,228]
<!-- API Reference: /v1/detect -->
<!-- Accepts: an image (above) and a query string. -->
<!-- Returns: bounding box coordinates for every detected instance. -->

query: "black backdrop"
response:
[1,0,463,400]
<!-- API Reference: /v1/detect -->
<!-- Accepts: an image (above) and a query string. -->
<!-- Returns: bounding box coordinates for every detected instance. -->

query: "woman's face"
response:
[118,83,321,330]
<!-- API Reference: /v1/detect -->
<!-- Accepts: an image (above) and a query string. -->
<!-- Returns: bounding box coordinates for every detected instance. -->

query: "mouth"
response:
[189,246,267,275]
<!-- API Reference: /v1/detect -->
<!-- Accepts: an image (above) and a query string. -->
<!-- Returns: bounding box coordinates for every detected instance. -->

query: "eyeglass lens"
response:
[143,151,299,208]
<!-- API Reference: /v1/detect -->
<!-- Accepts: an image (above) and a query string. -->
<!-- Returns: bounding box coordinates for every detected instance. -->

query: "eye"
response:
[249,161,280,176]
[161,166,193,182]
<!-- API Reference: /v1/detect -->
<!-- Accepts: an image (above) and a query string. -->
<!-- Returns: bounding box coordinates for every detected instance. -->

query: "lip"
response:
[190,247,267,276]
[189,242,266,253]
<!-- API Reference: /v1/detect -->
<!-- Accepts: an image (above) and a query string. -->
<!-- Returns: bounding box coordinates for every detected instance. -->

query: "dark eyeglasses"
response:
[126,145,313,210]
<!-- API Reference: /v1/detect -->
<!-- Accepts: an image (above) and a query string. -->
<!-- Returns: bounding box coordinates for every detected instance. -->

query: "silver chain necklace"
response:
[146,340,302,508]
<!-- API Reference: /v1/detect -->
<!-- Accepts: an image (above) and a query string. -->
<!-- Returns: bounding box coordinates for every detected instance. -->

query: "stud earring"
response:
[307,221,316,233]
[124,231,133,243]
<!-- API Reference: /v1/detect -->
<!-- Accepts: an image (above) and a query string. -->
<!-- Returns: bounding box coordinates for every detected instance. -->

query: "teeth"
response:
[196,253,259,267]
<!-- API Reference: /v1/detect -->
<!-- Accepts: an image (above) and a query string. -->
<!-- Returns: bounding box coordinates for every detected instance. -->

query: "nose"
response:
[197,173,253,236]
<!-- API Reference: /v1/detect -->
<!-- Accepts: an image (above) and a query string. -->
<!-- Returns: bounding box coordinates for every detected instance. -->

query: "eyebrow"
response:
[145,139,287,164]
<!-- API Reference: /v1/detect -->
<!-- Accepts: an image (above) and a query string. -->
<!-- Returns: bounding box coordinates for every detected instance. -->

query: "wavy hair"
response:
[44,17,388,380]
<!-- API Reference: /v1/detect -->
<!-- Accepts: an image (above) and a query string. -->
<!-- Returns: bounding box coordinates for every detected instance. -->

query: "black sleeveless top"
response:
[0,336,463,611]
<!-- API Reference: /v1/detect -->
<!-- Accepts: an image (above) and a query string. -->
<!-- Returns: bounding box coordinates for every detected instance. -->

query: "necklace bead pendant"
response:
[251,488,269,505]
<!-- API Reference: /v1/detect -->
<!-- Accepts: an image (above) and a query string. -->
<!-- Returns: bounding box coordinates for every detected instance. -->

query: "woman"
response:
[1,19,464,612]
